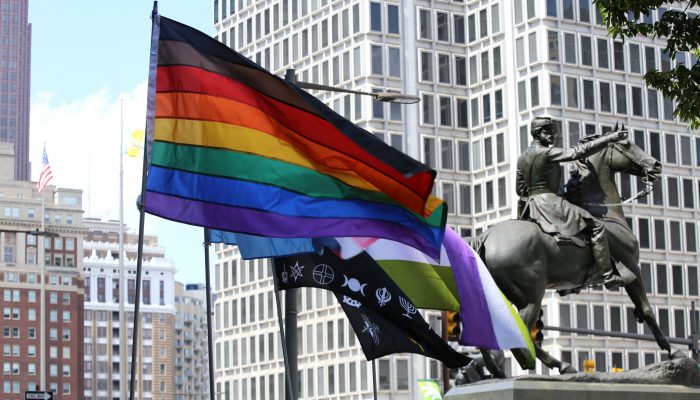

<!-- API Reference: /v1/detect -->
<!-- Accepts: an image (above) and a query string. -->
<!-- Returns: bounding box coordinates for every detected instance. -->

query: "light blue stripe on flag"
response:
[209,231,318,260]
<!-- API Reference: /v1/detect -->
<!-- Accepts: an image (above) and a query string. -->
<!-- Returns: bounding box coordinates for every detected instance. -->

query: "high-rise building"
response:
[174,282,211,400]
[0,0,32,181]
[82,219,177,400]
[0,143,86,398]
[211,0,699,397]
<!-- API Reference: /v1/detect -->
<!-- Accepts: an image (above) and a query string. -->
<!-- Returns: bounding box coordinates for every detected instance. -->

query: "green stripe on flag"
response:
[378,260,459,311]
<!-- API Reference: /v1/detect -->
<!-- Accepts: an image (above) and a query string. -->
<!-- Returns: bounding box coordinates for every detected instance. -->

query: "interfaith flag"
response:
[273,249,470,368]
[37,145,53,193]
[443,228,535,368]
[143,15,446,258]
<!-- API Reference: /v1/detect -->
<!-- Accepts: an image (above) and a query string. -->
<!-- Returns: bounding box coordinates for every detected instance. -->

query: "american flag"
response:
[37,145,53,193]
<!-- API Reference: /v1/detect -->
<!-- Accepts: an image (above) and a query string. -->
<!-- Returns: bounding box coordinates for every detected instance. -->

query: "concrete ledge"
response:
[445,380,700,400]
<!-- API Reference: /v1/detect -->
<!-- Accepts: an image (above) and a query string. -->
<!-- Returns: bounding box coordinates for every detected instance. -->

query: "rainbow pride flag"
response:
[144,16,446,257]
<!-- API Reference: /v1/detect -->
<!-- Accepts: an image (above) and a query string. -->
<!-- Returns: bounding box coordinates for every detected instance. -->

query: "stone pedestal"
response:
[445,380,700,400]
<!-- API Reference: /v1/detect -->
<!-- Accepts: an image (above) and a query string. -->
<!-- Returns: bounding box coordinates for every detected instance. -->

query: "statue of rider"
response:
[516,116,631,288]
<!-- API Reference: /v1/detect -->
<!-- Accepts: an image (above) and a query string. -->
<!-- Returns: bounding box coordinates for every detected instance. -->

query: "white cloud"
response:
[30,83,209,284]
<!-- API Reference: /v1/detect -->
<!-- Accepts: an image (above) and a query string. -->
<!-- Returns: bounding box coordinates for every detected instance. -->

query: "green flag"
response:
[417,379,443,400]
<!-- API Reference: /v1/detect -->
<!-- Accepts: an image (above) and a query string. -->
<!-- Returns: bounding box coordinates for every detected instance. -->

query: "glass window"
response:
[493,46,502,76]
[630,43,641,73]
[518,80,527,111]
[439,97,452,126]
[387,5,399,34]
[655,220,666,250]
[645,46,656,72]
[492,4,500,33]
[480,9,488,38]
[438,54,450,83]
[547,0,557,17]
[550,74,561,106]
[456,99,468,128]
[459,184,471,215]
[648,89,659,119]
[581,36,593,66]
[423,137,436,168]
[419,9,431,39]
[563,0,574,19]
[614,42,625,71]
[564,33,576,64]
[548,31,559,61]
[371,45,382,75]
[370,2,381,31]
[378,359,390,389]
[437,12,449,41]
[420,51,433,82]
[657,263,668,294]
[441,139,454,170]
[615,84,627,114]
[686,222,697,253]
[388,47,400,77]
[583,79,595,110]
[529,32,538,63]
[422,94,434,124]
[495,89,503,119]
[455,57,467,85]
[567,77,579,108]
[442,182,455,214]
[665,134,677,164]
[516,37,525,67]
[598,39,609,68]
[599,81,611,112]
[580,0,590,22]
[454,15,465,44]
[458,141,470,171]
[468,13,476,42]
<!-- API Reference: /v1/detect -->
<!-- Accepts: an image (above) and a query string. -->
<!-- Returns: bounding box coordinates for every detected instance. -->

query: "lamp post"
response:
[281,69,419,400]
[0,228,59,391]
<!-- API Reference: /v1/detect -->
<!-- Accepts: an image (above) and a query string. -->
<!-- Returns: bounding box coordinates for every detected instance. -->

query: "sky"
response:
[28,1,215,284]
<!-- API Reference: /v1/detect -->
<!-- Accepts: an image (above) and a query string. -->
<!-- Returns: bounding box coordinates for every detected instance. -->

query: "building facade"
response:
[82,219,177,400]
[174,282,211,400]
[211,0,700,397]
[0,144,86,398]
[0,0,32,181]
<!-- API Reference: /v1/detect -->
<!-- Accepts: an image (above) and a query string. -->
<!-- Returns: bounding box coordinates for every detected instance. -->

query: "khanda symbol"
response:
[375,287,392,307]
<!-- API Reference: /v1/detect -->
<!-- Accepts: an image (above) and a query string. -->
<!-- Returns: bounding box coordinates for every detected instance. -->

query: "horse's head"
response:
[606,135,662,182]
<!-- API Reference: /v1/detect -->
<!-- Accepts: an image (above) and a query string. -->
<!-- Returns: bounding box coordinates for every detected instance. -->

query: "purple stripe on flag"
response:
[145,191,440,258]
[443,228,498,349]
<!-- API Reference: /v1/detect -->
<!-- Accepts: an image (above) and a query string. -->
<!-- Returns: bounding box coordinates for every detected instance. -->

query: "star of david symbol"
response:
[290,261,304,282]
[312,263,335,285]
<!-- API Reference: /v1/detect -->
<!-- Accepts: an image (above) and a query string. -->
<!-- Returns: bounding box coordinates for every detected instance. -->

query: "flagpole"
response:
[119,99,128,400]
[130,3,159,399]
[283,69,300,400]
[271,260,296,400]
[39,189,46,391]
[203,229,215,400]
[372,359,378,400]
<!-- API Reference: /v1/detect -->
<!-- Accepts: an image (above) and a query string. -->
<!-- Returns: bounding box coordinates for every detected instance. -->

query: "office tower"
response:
[174,282,211,400]
[82,219,177,400]
[0,143,85,398]
[212,0,700,396]
[0,0,32,180]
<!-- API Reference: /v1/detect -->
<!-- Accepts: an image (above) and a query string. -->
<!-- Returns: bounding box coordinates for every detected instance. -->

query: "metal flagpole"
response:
[130,3,159,399]
[119,99,128,400]
[271,260,296,400]
[39,189,46,391]
[203,229,215,400]
[282,69,300,400]
[372,359,378,400]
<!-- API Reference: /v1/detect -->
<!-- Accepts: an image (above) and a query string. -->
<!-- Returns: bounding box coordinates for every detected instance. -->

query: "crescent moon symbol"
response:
[360,283,367,296]
[341,274,349,287]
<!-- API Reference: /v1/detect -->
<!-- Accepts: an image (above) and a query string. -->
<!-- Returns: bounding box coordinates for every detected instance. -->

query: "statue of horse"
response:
[476,132,680,375]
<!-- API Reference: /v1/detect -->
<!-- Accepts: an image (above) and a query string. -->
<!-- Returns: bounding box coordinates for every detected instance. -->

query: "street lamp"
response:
[293,80,421,104]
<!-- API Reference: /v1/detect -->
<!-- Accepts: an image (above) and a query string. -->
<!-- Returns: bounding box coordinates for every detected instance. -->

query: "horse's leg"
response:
[479,348,506,378]
[516,301,575,374]
[533,341,577,374]
[623,277,681,357]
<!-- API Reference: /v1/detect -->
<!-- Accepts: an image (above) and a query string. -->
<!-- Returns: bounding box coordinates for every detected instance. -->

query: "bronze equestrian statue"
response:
[517,116,632,288]
[474,117,681,376]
